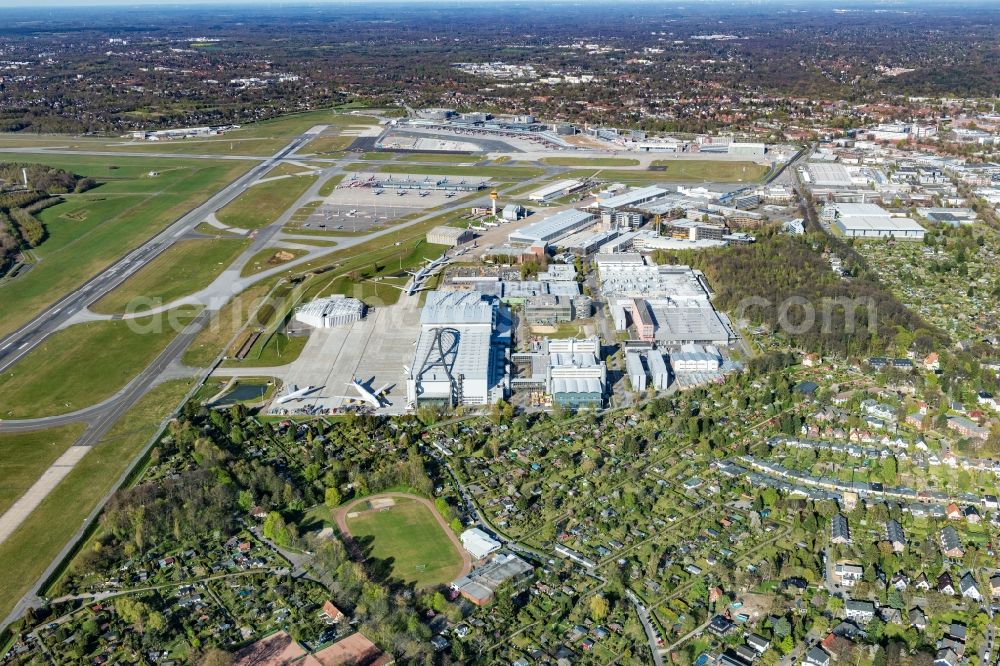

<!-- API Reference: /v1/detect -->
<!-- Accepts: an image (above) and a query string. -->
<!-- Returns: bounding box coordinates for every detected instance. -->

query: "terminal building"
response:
[294,296,366,329]
[406,291,511,408]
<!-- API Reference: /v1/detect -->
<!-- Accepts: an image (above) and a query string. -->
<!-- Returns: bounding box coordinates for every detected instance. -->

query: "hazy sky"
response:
[0,0,982,6]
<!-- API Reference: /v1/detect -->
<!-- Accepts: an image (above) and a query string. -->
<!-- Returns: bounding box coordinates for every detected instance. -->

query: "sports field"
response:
[0,153,249,339]
[343,496,465,588]
[0,310,198,419]
[92,238,250,313]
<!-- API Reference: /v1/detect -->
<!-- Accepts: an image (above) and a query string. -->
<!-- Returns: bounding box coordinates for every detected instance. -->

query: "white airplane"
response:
[419,190,429,197]
[275,384,318,404]
[396,190,406,196]
[373,189,384,195]
[336,378,391,408]
[445,191,456,198]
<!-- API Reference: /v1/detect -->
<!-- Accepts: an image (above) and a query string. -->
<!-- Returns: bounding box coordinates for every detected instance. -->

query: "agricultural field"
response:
[0,379,194,622]
[92,238,250,313]
[342,496,465,589]
[0,424,86,516]
[0,310,197,419]
[0,153,250,338]
[216,172,318,229]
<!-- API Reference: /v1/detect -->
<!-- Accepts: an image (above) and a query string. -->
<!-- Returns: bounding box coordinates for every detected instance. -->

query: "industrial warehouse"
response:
[294,296,367,329]
[406,291,512,407]
[822,202,926,240]
[598,254,736,347]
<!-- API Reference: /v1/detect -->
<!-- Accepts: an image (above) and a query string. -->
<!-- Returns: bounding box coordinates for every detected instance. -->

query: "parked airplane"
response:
[335,377,392,408]
[275,384,318,404]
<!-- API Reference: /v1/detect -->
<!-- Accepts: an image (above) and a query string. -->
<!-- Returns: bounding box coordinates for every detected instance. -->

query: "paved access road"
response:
[0,131,317,377]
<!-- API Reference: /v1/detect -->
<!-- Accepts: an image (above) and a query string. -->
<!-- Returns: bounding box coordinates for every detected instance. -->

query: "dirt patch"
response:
[369,497,396,510]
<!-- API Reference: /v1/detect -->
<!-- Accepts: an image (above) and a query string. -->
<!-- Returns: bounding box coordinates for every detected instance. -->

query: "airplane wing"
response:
[374,383,391,396]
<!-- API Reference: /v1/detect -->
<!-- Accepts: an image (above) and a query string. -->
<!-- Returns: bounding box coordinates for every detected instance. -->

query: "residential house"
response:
[320,600,345,624]
[910,607,927,630]
[805,646,831,666]
[820,634,854,662]
[935,648,959,666]
[890,573,909,591]
[831,514,852,545]
[960,572,983,601]
[835,563,864,588]
[937,572,956,596]
[945,503,963,520]
[886,519,906,552]
[747,634,770,655]
[989,574,1000,598]
[844,600,876,624]
[948,416,989,441]
[940,526,964,558]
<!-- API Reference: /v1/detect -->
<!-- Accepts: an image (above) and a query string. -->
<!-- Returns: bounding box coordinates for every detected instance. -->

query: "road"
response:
[0,129,319,377]
[627,589,666,666]
[0,130,788,633]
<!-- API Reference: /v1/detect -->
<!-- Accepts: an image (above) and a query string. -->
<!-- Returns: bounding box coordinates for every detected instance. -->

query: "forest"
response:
[0,163,92,276]
[653,231,944,358]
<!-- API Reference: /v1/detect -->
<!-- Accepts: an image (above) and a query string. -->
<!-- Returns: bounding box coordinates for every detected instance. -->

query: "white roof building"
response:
[596,257,734,346]
[294,296,366,329]
[528,179,585,202]
[826,203,925,240]
[594,186,668,210]
[460,528,502,560]
[508,209,596,246]
[407,291,510,407]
